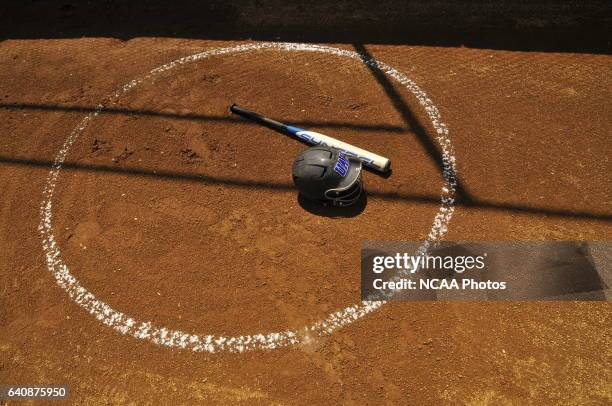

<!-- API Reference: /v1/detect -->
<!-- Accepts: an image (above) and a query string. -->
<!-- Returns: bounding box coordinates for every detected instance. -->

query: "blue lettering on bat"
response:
[295,131,375,166]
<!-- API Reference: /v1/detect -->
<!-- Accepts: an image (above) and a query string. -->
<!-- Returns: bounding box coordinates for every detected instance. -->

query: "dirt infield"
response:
[0,33,610,404]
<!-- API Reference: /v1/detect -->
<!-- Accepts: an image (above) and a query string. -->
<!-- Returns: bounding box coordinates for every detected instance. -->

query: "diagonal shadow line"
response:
[0,102,407,133]
[352,43,473,203]
[1,155,610,221]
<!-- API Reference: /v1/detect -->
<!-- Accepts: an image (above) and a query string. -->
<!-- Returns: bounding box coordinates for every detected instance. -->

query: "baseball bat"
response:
[230,104,391,173]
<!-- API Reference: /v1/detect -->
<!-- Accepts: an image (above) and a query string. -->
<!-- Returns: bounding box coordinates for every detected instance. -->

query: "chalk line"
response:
[39,43,457,353]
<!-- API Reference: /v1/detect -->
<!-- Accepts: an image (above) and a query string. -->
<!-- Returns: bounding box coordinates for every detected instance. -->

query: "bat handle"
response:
[230,104,302,134]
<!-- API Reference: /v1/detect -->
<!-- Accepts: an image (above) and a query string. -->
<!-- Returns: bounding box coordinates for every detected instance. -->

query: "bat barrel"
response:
[230,104,300,134]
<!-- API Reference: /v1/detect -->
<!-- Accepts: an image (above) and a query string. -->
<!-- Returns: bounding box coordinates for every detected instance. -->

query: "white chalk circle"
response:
[39,43,457,353]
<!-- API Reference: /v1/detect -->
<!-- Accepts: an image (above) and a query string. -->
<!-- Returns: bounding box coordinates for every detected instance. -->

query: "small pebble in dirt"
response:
[112,148,133,163]
[180,149,200,161]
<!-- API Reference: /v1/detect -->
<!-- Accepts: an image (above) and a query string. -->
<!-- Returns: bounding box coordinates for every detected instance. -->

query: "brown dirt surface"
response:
[0,35,610,404]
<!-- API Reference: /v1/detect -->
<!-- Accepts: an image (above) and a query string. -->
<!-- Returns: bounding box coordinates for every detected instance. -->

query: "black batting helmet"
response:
[292,146,363,206]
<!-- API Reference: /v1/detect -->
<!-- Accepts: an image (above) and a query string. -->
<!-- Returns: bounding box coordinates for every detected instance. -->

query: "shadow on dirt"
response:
[2,1,610,54]
[297,192,368,218]
[0,102,406,134]
[1,154,611,221]
[352,43,473,204]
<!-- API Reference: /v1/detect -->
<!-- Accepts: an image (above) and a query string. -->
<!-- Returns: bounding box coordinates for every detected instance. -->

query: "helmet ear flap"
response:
[324,169,363,206]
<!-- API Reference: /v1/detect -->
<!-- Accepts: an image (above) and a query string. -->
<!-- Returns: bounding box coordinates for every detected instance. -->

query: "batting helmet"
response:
[292,146,363,206]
